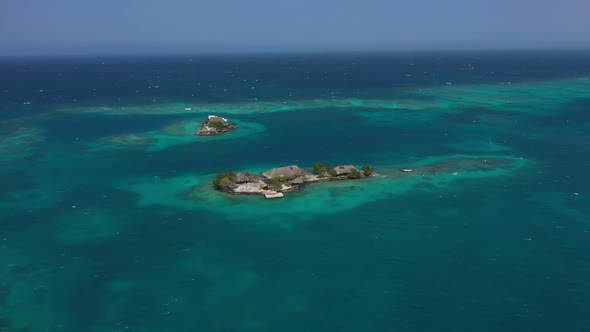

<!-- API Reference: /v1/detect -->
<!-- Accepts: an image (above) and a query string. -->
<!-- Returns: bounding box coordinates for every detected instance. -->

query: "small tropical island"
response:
[197,115,238,136]
[213,163,375,198]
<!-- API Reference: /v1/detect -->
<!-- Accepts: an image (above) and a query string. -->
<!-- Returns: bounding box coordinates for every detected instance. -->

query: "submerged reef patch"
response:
[50,78,590,119]
[116,155,528,224]
[89,118,264,152]
[96,133,157,148]
[0,124,45,164]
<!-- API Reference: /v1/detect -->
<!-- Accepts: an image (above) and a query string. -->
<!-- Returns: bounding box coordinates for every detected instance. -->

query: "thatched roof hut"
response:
[334,165,358,175]
[262,165,304,179]
[235,171,258,183]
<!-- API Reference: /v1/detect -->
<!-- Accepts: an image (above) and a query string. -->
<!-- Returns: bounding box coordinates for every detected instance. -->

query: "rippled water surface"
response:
[1,51,590,331]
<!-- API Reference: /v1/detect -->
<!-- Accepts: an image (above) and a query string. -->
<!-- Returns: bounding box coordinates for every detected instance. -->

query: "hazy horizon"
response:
[2,43,590,58]
[1,0,589,56]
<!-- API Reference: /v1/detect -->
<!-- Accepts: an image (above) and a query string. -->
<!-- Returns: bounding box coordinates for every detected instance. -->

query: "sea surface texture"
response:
[1,52,590,331]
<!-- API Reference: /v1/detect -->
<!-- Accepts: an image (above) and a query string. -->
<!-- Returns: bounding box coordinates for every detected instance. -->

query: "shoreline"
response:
[214,164,375,198]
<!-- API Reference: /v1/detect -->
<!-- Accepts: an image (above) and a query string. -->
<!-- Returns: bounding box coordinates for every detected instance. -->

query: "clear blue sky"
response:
[1,0,588,55]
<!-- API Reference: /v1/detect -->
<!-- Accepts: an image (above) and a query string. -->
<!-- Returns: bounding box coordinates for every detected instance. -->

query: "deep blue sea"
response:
[1,51,590,331]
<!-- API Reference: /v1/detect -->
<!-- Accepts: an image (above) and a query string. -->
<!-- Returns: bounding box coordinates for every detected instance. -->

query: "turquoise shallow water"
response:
[1,52,590,331]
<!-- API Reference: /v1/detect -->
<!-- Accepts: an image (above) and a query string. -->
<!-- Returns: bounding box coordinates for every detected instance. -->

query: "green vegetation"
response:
[347,168,362,179]
[313,162,327,174]
[208,120,226,130]
[264,177,283,191]
[313,162,333,176]
[362,165,374,176]
[213,171,237,191]
[213,163,372,195]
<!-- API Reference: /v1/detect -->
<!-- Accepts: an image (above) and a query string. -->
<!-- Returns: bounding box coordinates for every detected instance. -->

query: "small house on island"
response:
[235,171,258,184]
[262,165,304,180]
[334,165,358,176]
[197,114,237,136]
[211,163,375,199]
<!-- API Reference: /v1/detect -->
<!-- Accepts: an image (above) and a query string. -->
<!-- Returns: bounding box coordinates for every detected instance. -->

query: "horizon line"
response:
[2,47,590,59]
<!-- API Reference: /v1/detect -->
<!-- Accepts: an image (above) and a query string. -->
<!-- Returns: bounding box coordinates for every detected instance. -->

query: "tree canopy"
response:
[362,165,374,176]
[213,171,237,191]
[313,162,333,176]
[347,168,361,179]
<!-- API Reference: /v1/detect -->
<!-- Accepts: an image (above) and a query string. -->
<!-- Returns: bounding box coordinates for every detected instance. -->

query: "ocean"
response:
[1,51,590,331]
